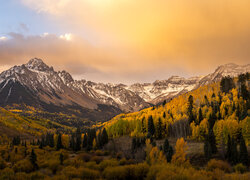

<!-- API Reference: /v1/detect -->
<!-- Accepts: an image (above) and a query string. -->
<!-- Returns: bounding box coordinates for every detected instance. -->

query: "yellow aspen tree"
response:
[171,138,189,166]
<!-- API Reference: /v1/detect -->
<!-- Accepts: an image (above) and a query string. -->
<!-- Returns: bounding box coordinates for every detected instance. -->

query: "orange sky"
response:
[0,0,250,83]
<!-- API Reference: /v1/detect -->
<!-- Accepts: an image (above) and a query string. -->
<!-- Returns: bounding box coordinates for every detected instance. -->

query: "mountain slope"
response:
[0,58,249,124]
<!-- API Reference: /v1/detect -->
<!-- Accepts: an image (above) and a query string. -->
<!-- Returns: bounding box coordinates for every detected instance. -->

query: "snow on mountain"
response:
[0,58,249,116]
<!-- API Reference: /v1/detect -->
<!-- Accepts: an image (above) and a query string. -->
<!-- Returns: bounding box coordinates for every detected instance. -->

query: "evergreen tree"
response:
[102,128,109,145]
[56,133,63,151]
[29,149,38,171]
[220,76,235,94]
[131,137,137,153]
[187,95,195,124]
[198,107,203,124]
[226,135,232,161]
[231,137,238,165]
[59,153,64,165]
[204,136,212,160]
[147,115,155,138]
[239,133,248,166]
[163,138,173,162]
[156,118,162,139]
[163,112,166,119]
[142,117,146,133]
[75,128,82,151]
[82,134,87,148]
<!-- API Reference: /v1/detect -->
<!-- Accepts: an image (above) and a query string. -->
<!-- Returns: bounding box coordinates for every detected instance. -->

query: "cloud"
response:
[0,36,7,41]
[3,0,250,83]
[19,23,29,32]
[59,33,73,41]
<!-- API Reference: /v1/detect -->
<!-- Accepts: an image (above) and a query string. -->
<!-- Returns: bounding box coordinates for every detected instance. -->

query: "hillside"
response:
[103,74,249,145]
[0,107,72,138]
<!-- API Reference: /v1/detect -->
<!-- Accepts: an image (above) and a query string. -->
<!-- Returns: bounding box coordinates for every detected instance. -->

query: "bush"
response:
[90,156,103,164]
[13,159,33,173]
[78,153,91,162]
[0,168,15,179]
[62,166,79,179]
[206,159,232,173]
[95,150,104,156]
[78,167,100,179]
[234,163,247,174]
[103,166,127,180]
[119,158,127,165]
[103,163,149,180]
[98,159,119,171]
[116,152,123,160]
[0,157,6,169]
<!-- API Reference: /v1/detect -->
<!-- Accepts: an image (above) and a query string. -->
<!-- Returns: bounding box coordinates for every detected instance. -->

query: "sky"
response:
[0,0,250,84]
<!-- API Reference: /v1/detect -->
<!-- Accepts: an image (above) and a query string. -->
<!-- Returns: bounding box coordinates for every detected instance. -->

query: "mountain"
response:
[0,59,249,124]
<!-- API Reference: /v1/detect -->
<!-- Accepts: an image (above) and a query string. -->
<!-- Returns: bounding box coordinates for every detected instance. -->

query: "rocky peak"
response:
[25,58,53,72]
[58,70,74,84]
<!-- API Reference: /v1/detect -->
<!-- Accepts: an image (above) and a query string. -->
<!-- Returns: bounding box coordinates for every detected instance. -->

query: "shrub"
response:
[13,159,33,173]
[78,167,100,179]
[119,158,127,165]
[90,156,103,164]
[98,159,119,171]
[206,159,232,173]
[233,163,247,174]
[0,168,15,180]
[95,150,104,156]
[78,152,91,162]
[103,166,127,180]
[0,157,6,169]
[62,166,79,179]
[103,163,149,180]
[116,152,123,160]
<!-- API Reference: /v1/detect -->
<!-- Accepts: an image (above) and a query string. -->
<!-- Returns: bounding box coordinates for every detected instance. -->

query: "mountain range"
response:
[0,58,249,122]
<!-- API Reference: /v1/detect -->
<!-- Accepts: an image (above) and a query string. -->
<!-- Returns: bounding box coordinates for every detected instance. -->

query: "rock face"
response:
[0,58,249,121]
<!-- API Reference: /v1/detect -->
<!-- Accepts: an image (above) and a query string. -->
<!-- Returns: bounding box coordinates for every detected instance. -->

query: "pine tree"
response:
[226,135,232,161]
[156,118,162,139]
[131,137,137,153]
[82,134,87,148]
[231,137,238,165]
[220,76,235,94]
[198,107,203,124]
[239,133,248,166]
[209,129,217,154]
[204,136,212,160]
[59,153,64,165]
[163,138,173,162]
[187,95,195,124]
[102,128,109,145]
[142,117,146,133]
[30,149,38,171]
[75,128,82,151]
[56,133,63,151]
[147,115,155,138]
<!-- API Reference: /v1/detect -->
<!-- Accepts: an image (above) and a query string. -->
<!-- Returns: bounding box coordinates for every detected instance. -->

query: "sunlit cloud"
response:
[2,0,250,83]
[59,33,73,41]
[0,36,7,41]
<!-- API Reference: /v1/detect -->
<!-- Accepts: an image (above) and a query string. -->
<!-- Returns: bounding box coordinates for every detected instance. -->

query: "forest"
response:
[0,73,249,179]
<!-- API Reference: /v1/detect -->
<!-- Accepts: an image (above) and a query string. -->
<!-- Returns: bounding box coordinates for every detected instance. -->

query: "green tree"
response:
[29,149,38,171]
[187,95,195,124]
[75,128,82,151]
[239,132,248,166]
[198,107,203,124]
[59,153,64,165]
[56,133,63,151]
[156,118,162,139]
[163,138,173,162]
[147,115,155,138]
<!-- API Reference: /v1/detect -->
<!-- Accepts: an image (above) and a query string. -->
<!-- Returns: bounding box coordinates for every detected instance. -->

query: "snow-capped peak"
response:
[25,58,53,72]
